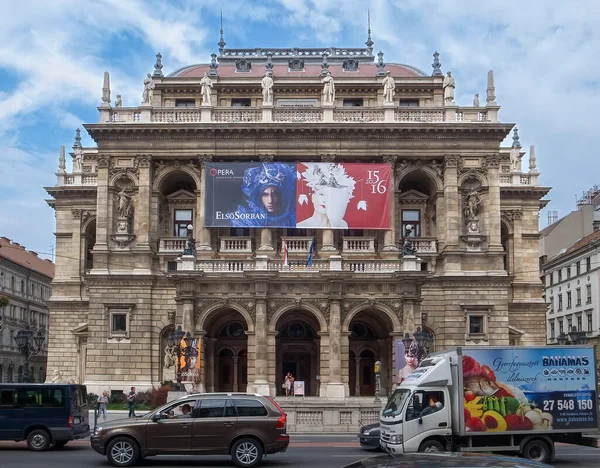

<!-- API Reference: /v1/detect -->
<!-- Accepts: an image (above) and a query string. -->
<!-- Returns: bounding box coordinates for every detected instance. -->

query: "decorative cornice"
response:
[487,154,500,169]
[444,155,459,169]
[136,155,152,168]
[83,123,514,143]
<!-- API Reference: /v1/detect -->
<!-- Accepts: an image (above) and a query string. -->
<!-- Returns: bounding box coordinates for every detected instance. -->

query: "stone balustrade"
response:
[282,236,314,253]
[158,237,187,254]
[189,257,409,273]
[342,237,376,254]
[219,236,253,253]
[101,104,500,125]
[411,237,437,254]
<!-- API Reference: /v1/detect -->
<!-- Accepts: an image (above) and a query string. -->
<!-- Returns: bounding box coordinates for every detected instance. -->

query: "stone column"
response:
[442,155,461,273]
[182,300,195,335]
[253,299,270,395]
[326,299,345,398]
[444,155,460,246]
[134,155,152,249]
[92,155,110,271]
[257,155,275,255]
[205,338,216,392]
[196,157,212,257]
[512,210,524,279]
[354,356,361,396]
[487,154,503,251]
[233,355,239,391]
[382,156,399,255]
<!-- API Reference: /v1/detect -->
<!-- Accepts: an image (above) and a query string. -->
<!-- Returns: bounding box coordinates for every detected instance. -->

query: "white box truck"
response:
[380,346,599,463]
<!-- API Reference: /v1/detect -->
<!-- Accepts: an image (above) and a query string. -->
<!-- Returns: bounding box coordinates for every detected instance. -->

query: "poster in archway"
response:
[180,337,201,382]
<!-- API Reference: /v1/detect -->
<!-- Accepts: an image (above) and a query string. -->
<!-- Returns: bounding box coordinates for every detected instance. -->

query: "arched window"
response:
[7,365,14,382]
[20,280,25,293]
[17,366,23,383]
[11,277,15,290]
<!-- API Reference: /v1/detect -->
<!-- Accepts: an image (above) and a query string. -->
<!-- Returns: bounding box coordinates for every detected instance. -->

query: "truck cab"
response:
[380,355,453,453]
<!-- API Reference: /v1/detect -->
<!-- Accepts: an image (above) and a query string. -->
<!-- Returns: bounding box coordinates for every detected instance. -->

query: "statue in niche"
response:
[463,190,481,220]
[200,72,213,105]
[142,74,155,104]
[117,189,133,219]
[322,71,335,105]
[402,225,417,256]
[163,345,175,368]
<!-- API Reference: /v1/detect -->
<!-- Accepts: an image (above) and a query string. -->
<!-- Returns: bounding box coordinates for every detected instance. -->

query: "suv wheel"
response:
[106,436,141,467]
[231,438,264,468]
[27,429,51,451]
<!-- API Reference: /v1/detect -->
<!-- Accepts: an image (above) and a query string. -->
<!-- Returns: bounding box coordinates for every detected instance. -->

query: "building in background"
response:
[0,237,53,382]
[540,185,600,266]
[44,29,549,428]
[542,231,600,360]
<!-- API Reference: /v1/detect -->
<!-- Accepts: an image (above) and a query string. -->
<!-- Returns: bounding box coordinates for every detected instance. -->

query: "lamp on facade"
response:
[402,327,433,367]
[14,327,45,382]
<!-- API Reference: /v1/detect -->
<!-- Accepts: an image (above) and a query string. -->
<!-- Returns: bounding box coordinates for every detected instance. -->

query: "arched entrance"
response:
[276,310,321,396]
[204,310,248,392]
[348,310,394,396]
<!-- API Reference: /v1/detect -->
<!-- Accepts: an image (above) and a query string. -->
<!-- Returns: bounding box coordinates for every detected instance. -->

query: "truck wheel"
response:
[419,440,445,452]
[522,439,551,464]
[106,436,140,467]
[231,438,263,468]
[27,429,51,451]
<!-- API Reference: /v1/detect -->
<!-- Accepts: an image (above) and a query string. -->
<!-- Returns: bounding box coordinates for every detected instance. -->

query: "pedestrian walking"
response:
[97,391,109,421]
[127,387,136,417]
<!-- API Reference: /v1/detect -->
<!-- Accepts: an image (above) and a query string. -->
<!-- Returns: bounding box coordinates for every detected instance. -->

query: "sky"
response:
[0,0,598,259]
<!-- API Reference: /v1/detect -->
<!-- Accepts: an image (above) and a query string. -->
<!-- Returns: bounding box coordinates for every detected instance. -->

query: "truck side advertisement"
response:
[462,347,597,433]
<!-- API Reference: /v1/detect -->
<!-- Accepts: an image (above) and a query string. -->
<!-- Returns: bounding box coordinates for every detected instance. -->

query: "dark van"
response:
[0,383,91,450]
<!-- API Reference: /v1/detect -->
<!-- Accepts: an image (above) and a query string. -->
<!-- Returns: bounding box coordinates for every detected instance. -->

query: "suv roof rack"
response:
[180,392,264,399]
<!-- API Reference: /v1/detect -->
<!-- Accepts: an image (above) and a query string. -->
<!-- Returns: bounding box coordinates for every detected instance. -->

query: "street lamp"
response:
[402,327,433,367]
[182,224,196,256]
[167,325,196,392]
[556,326,588,346]
[14,327,46,382]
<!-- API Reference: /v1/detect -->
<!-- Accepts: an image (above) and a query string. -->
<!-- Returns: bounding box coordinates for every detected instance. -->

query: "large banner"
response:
[204,162,391,229]
[462,347,597,433]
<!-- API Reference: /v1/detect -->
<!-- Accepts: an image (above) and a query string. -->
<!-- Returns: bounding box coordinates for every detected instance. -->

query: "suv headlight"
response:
[94,426,102,436]
[362,430,370,435]
[389,434,403,444]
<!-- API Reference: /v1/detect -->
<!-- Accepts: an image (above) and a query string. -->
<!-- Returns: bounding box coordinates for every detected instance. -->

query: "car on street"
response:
[357,422,381,451]
[343,452,553,468]
[90,392,289,467]
[0,383,90,451]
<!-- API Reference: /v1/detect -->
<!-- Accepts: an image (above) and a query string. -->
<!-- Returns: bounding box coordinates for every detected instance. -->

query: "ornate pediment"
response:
[397,189,430,204]
[166,189,196,204]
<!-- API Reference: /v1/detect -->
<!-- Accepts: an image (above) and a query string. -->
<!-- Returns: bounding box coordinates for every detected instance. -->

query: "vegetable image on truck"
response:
[379,346,600,464]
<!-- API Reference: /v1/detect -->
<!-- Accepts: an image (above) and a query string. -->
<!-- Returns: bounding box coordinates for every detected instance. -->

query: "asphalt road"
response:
[0,435,598,468]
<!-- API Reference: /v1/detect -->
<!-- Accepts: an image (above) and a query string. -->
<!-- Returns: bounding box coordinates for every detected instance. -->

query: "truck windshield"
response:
[381,389,411,418]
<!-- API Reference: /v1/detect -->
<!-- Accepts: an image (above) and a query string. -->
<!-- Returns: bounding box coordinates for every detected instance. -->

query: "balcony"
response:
[342,237,376,254]
[219,236,253,254]
[411,238,437,254]
[159,237,187,254]
[281,236,314,254]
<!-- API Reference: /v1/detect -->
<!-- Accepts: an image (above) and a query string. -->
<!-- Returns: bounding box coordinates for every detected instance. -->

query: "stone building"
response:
[45,35,549,413]
[0,237,53,382]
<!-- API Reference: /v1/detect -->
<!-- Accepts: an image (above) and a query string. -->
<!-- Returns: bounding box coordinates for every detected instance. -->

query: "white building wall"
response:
[545,248,600,344]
